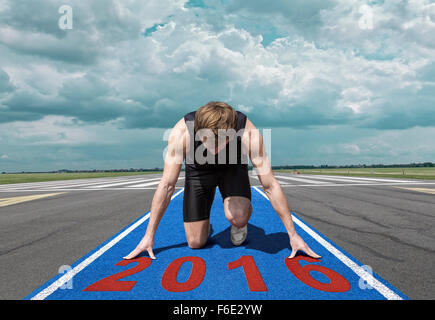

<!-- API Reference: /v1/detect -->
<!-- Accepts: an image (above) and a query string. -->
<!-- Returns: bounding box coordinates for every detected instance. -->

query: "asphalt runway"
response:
[0,172,434,299]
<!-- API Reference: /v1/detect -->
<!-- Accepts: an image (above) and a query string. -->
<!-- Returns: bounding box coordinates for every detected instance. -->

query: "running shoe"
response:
[230,224,247,246]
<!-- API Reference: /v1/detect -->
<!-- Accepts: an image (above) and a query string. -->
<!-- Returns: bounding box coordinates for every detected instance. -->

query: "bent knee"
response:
[226,205,252,228]
[227,209,250,228]
[187,237,206,249]
[228,216,249,228]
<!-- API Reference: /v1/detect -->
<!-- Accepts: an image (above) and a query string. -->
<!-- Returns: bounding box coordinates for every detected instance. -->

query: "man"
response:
[124,101,320,260]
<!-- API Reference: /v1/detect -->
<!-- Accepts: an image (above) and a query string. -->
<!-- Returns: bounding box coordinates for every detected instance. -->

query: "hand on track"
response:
[288,233,321,259]
[123,235,156,260]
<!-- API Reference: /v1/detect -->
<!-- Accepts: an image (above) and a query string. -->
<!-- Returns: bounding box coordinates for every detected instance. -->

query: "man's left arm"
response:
[243,119,321,259]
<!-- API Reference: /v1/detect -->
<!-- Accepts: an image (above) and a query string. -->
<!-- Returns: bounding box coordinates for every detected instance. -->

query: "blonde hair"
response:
[194,101,238,137]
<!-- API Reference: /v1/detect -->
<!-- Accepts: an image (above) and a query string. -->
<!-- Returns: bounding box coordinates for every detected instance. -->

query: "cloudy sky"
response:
[0,0,434,172]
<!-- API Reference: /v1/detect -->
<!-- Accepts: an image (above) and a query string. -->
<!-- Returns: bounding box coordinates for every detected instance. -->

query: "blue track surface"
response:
[25,187,408,300]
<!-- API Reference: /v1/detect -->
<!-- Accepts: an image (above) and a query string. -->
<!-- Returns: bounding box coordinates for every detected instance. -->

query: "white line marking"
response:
[2,181,435,193]
[304,175,414,183]
[0,176,162,190]
[125,177,185,188]
[87,178,162,188]
[0,187,183,192]
[0,177,130,189]
[295,175,373,184]
[29,188,185,300]
[252,186,403,300]
[250,175,291,185]
[278,182,435,188]
[119,180,161,188]
[274,175,330,184]
[43,178,149,189]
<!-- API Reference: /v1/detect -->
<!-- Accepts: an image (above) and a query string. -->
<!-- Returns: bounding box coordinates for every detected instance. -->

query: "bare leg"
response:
[184,219,210,249]
[223,196,252,228]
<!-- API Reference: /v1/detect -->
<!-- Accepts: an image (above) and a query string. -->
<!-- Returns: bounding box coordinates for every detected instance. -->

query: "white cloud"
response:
[237,104,253,113]
[2,115,100,145]
[1,0,434,130]
[343,143,361,155]
[1,0,434,170]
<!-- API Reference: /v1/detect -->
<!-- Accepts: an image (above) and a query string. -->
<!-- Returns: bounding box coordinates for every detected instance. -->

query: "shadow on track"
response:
[206,223,290,254]
[137,223,290,257]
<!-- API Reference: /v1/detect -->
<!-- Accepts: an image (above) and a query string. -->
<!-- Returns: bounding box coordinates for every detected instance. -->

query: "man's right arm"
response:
[243,119,321,259]
[123,118,186,260]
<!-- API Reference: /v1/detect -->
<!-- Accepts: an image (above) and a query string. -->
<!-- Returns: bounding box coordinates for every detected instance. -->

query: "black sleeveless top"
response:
[184,110,249,171]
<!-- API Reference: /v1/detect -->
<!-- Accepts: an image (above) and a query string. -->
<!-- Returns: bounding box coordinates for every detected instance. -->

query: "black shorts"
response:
[183,164,251,222]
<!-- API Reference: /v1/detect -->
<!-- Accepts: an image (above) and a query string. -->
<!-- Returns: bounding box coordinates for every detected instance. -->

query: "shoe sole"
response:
[231,225,247,246]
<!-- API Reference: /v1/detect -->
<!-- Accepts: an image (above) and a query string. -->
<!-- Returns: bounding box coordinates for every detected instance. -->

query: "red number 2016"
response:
[161,256,206,292]
[83,255,350,293]
[83,257,152,292]
[228,256,268,291]
[285,256,350,292]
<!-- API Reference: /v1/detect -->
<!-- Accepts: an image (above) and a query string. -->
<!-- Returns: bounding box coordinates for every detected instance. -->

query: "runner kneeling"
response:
[124,101,320,260]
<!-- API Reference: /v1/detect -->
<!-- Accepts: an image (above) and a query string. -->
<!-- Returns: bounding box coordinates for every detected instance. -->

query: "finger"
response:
[123,248,141,260]
[306,247,321,259]
[147,248,156,260]
[288,249,297,259]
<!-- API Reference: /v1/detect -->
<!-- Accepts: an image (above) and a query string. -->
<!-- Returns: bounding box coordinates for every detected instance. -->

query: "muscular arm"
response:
[124,118,186,259]
[144,120,185,237]
[243,119,321,259]
[243,119,297,238]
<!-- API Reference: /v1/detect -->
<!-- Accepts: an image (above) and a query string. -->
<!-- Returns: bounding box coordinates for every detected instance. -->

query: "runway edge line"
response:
[252,186,408,300]
[24,188,185,300]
